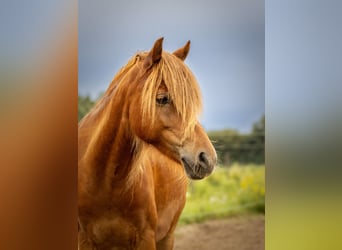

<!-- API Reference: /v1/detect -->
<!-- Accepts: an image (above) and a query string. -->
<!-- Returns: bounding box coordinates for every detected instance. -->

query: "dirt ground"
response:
[174,214,264,250]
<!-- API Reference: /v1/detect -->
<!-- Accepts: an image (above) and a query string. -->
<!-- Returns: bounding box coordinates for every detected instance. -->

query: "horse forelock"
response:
[140,52,202,138]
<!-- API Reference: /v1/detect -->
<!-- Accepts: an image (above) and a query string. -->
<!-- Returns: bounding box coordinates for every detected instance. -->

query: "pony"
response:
[78,38,217,250]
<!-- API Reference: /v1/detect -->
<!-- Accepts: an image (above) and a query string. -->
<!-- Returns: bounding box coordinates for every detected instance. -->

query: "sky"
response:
[78,0,264,132]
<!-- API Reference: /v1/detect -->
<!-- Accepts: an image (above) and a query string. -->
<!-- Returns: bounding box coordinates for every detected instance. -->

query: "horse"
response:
[78,37,217,250]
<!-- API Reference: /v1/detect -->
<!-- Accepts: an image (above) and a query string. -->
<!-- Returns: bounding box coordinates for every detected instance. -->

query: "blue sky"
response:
[78,0,264,132]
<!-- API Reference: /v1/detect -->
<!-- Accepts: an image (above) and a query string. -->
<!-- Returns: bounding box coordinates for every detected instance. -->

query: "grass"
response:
[178,164,265,225]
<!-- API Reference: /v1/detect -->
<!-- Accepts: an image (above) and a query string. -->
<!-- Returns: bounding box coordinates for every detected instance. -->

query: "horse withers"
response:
[78,38,217,249]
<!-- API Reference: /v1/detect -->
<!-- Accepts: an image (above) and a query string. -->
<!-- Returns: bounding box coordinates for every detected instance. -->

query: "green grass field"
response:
[179,164,265,225]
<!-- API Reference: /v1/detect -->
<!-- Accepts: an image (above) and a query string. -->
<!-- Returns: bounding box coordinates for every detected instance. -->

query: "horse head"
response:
[127,38,217,179]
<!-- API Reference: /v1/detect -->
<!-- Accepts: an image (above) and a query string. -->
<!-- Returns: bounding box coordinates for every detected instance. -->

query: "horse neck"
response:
[81,86,137,190]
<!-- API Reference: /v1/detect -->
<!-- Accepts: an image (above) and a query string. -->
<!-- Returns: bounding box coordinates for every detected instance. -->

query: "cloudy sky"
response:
[78,0,264,132]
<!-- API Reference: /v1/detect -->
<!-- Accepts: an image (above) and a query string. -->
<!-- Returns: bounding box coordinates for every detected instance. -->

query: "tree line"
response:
[207,115,264,166]
[78,95,264,165]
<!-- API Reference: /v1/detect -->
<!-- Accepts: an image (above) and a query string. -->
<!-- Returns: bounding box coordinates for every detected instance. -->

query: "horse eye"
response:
[156,95,170,105]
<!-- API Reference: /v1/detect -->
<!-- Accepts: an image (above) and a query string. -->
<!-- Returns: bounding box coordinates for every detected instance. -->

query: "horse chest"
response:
[91,215,138,248]
[84,181,186,247]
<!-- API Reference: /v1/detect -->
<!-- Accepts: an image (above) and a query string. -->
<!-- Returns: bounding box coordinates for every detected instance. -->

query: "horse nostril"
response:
[198,152,209,166]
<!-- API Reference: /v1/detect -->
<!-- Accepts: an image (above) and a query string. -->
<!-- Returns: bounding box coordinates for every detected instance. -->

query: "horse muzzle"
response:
[181,151,216,180]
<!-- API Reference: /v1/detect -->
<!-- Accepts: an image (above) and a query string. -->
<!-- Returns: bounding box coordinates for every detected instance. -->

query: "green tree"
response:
[78,95,95,121]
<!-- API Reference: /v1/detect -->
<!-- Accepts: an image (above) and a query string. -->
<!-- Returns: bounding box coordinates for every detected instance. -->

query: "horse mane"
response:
[141,52,202,139]
[79,55,139,125]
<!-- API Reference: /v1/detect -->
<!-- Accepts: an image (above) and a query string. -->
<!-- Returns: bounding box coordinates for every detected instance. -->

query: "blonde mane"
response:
[141,52,202,138]
[81,55,139,122]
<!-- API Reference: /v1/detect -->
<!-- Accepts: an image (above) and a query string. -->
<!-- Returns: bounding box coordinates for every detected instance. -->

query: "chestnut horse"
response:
[78,38,217,250]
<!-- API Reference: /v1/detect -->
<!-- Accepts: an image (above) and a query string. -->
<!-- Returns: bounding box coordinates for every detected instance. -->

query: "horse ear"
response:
[144,37,164,69]
[173,40,191,61]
